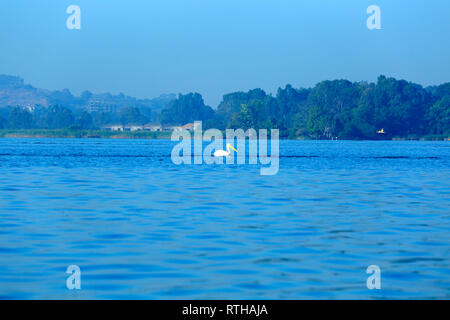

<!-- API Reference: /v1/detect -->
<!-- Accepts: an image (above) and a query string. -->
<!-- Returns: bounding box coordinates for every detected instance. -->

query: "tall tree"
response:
[75,111,94,129]
[161,93,214,125]
[119,107,147,125]
[305,80,360,138]
[44,105,74,129]
[427,95,450,136]
[8,107,33,129]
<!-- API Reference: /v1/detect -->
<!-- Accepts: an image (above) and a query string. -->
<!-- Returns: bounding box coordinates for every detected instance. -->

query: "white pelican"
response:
[214,144,238,157]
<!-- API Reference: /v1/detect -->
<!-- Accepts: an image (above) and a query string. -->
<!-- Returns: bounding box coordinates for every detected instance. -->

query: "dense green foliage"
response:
[207,76,450,139]
[160,93,214,125]
[1,105,151,130]
[1,76,449,139]
[118,107,148,126]
[75,111,94,130]
[8,107,33,129]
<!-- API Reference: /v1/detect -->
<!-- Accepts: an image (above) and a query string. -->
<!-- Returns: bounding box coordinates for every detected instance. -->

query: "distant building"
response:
[23,105,36,113]
[102,125,124,131]
[125,125,143,132]
[143,123,162,132]
[86,99,117,113]
[163,123,199,132]
[164,125,183,132]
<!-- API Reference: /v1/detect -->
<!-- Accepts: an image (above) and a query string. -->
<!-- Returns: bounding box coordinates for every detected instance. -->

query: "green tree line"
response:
[204,76,449,139]
[0,76,449,139]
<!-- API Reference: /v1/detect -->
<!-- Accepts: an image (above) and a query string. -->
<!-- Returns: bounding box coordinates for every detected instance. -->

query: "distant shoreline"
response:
[0,129,448,141]
[0,129,172,140]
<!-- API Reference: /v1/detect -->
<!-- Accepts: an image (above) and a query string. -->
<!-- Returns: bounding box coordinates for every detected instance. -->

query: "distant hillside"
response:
[0,75,51,107]
[0,75,175,112]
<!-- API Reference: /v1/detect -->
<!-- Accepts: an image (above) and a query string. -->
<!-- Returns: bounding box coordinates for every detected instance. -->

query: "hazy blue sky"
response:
[0,0,449,107]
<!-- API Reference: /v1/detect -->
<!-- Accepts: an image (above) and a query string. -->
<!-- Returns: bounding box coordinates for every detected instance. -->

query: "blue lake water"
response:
[0,138,449,299]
